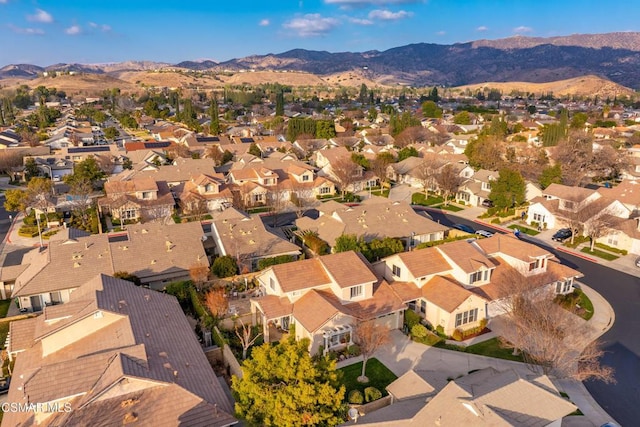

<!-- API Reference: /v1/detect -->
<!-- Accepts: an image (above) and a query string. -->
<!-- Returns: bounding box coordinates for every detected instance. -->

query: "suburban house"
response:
[456,169,497,207]
[11,222,210,311]
[295,198,448,250]
[210,208,301,272]
[179,172,233,213]
[527,183,630,230]
[377,234,582,335]
[251,251,406,355]
[5,274,237,427]
[98,176,175,222]
[353,367,576,426]
[312,147,379,193]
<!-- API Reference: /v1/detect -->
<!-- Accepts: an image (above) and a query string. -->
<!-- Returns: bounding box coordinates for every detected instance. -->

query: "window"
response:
[529,258,545,271]
[607,234,619,247]
[564,200,574,210]
[269,277,275,291]
[302,174,310,182]
[419,299,426,314]
[533,213,545,222]
[455,308,479,327]
[350,285,363,299]
[122,208,137,220]
[392,264,402,277]
[555,280,572,294]
[205,184,214,193]
[458,192,470,202]
[469,270,487,284]
[141,191,152,200]
[49,291,62,304]
[319,186,331,194]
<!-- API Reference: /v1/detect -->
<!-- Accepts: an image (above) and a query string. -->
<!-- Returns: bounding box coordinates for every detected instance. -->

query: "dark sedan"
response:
[551,228,573,242]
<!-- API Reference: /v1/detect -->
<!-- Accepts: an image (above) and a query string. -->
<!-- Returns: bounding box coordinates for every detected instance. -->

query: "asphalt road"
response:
[429,210,640,426]
[0,196,12,249]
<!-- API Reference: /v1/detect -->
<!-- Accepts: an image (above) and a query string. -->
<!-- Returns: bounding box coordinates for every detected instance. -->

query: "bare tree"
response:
[205,287,229,323]
[582,205,615,251]
[206,145,224,166]
[95,154,117,176]
[553,130,593,186]
[67,177,95,230]
[413,154,443,194]
[180,197,209,221]
[267,183,289,227]
[289,180,317,218]
[189,263,210,287]
[0,151,24,175]
[495,266,614,382]
[352,320,390,383]
[369,154,395,188]
[235,318,262,360]
[331,157,360,196]
[434,163,464,206]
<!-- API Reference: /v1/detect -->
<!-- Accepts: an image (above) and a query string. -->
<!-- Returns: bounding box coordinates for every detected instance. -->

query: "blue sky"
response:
[0,0,637,65]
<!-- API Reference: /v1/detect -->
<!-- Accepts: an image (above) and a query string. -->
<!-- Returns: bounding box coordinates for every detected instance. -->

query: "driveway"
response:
[387,184,414,203]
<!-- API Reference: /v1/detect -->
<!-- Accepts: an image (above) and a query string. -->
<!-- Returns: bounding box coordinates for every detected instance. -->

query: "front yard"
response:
[338,358,397,400]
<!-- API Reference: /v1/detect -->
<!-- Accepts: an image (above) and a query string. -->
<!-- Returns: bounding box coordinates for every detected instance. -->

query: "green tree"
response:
[3,189,28,213]
[232,337,345,427]
[24,157,40,180]
[221,150,234,164]
[248,143,262,157]
[113,271,142,286]
[104,126,118,140]
[64,157,105,187]
[211,255,238,278]
[397,146,419,162]
[421,101,442,118]
[570,112,588,129]
[389,111,420,136]
[358,83,369,104]
[453,111,472,125]
[275,91,284,117]
[539,164,563,189]
[209,97,220,135]
[315,119,336,139]
[334,234,364,254]
[489,168,526,212]
[367,106,378,122]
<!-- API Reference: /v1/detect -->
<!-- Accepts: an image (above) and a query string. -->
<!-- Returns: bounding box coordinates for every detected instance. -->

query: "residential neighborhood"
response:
[0,46,639,427]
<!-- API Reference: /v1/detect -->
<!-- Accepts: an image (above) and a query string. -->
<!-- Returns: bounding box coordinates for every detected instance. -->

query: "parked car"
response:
[552,228,573,242]
[452,223,475,234]
[481,199,494,208]
[475,230,494,238]
[635,257,640,268]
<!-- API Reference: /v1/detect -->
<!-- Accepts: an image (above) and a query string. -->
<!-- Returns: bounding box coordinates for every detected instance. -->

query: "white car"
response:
[475,230,494,238]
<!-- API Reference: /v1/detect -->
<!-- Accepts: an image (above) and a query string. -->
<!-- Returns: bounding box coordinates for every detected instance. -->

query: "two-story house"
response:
[99,176,175,222]
[179,173,233,213]
[251,251,406,354]
[378,234,582,335]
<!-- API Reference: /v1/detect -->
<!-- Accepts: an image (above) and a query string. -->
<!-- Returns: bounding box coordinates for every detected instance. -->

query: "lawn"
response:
[411,193,443,206]
[580,247,619,261]
[556,289,594,321]
[0,300,11,319]
[507,224,540,236]
[338,358,397,398]
[464,338,525,362]
[0,322,9,350]
[439,204,463,212]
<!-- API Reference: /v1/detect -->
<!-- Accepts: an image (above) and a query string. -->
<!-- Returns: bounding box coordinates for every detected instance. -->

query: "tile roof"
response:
[544,183,597,202]
[421,275,481,312]
[474,233,550,261]
[436,239,494,273]
[13,222,208,297]
[318,251,378,289]
[270,258,332,293]
[395,246,452,278]
[5,274,235,426]
[386,369,449,401]
[252,295,293,321]
[292,289,343,333]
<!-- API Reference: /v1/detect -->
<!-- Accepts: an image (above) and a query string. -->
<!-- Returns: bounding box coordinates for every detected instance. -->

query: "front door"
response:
[281,316,290,331]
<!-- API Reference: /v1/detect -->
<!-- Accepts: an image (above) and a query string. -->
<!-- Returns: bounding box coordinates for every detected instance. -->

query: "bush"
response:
[491,218,501,224]
[257,255,296,270]
[451,328,463,341]
[348,390,364,404]
[404,309,421,330]
[364,387,382,403]
[211,255,238,278]
[18,226,39,237]
[411,324,428,339]
[435,325,444,336]
[23,214,37,226]
[347,344,361,357]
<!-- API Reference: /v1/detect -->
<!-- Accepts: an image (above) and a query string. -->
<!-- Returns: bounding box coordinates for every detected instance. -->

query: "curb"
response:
[555,245,599,263]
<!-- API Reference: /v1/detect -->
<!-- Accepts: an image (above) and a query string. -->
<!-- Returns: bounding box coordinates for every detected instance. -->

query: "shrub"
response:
[18,226,39,237]
[451,328,463,341]
[348,390,364,404]
[364,387,382,403]
[257,255,296,270]
[211,255,238,278]
[435,325,444,336]
[404,309,421,330]
[411,324,428,339]
[347,344,361,357]
[23,214,37,226]
[491,218,501,224]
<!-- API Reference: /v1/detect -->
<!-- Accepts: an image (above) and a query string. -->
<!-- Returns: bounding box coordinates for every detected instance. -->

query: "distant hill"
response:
[2,32,640,90]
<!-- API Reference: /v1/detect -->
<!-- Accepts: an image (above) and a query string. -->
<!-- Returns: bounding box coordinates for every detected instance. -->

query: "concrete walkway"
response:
[337,281,617,426]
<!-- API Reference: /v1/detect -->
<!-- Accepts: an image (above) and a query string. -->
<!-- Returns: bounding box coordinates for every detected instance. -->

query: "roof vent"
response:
[141,228,148,234]
[165,241,173,252]
[73,262,81,268]
[151,259,156,265]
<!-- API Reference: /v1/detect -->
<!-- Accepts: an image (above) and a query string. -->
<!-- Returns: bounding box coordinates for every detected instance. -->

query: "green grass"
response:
[556,289,594,321]
[507,224,540,236]
[580,247,619,261]
[411,193,444,206]
[0,300,10,319]
[559,392,584,416]
[465,338,525,362]
[338,358,397,399]
[438,204,463,212]
[594,242,628,255]
[0,322,9,350]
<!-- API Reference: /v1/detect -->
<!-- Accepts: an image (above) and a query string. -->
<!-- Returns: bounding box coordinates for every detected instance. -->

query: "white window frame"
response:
[350,285,363,299]
[392,264,401,277]
[455,308,478,328]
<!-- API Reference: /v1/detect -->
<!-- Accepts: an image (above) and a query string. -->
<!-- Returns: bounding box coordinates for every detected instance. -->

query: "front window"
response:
[555,280,572,294]
[607,234,618,247]
[392,264,402,277]
[528,258,545,271]
[122,208,137,219]
[302,174,310,181]
[455,308,478,327]
[350,285,363,299]
[319,186,331,194]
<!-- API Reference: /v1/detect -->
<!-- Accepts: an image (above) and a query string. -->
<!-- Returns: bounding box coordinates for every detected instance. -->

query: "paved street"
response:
[429,207,640,426]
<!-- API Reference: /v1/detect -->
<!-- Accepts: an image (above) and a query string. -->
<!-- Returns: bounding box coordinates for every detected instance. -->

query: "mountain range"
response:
[2,32,640,89]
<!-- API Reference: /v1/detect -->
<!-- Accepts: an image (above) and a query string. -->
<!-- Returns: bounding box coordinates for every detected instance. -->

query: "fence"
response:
[213,326,243,379]
[353,395,393,415]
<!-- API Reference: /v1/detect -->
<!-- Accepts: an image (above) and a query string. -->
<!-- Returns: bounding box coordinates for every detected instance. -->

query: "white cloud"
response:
[101,24,111,32]
[436,30,445,36]
[27,9,53,23]
[8,24,44,35]
[0,0,9,4]
[283,14,339,37]
[349,17,374,25]
[513,25,533,34]
[65,25,82,35]
[368,9,412,21]
[259,19,270,26]
[476,25,488,32]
